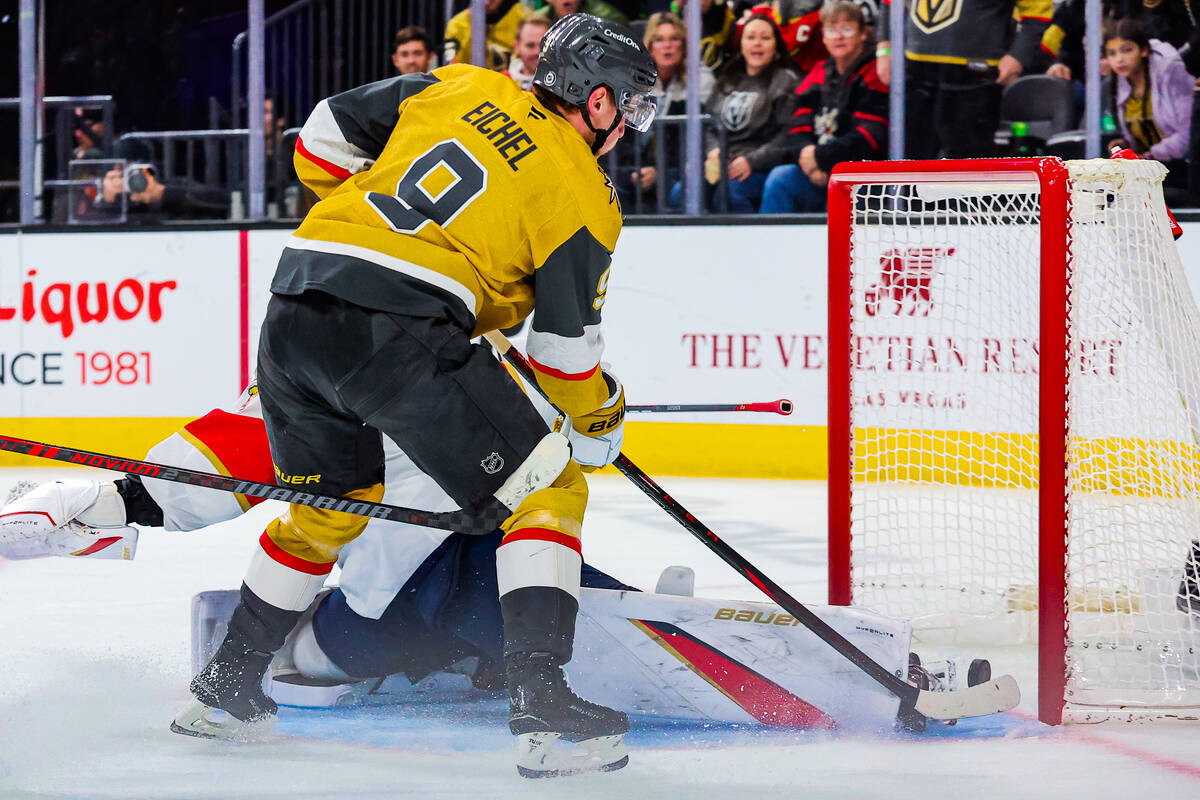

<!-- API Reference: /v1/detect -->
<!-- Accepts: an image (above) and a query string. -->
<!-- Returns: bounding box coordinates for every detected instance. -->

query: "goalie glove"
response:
[567,368,625,469]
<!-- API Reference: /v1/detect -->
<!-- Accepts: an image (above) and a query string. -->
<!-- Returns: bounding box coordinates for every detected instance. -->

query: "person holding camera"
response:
[91,140,230,222]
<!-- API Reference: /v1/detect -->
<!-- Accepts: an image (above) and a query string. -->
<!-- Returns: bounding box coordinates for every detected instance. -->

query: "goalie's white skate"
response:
[909,653,992,694]
[0,480,137,560]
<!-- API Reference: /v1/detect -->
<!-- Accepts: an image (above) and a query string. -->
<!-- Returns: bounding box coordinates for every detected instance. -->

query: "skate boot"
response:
[171,638,277,739]
[909,653,992,693]
[506,651,630,778]
[1177,540,1200,616]
[172,585,300,739]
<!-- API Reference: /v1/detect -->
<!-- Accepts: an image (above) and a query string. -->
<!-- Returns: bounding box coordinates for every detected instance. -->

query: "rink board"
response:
[4,222,1200,477]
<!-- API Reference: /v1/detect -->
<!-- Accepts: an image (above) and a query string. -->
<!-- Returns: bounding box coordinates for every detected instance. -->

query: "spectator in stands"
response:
[759,0,887,212]
[505,16,550,90]
[535,0,630,26]
[443,0,528,69]
[734,2,828,77]
[875,0,1051,158]
[671,9,800,211]
[392,26,436,74]
[621,10,716,206]
[670,0,737,69]
[90,139,230,222]
[72,110,108,160]
[1106,19,1193,200]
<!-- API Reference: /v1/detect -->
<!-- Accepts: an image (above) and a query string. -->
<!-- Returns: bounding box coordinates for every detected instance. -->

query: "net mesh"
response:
[845,159,1200,716]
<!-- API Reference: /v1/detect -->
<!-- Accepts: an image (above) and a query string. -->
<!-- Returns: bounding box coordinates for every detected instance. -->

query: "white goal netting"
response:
[842,159,1200,719]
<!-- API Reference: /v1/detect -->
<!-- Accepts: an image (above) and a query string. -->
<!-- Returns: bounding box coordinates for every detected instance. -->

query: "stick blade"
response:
[913,674,1021,720]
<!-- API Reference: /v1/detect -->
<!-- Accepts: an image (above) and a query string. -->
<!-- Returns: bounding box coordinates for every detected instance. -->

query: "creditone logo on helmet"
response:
[603,28,638,48]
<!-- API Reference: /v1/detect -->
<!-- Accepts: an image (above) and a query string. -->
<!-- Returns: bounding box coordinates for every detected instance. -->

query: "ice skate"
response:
[506,651,630,778]
[171,641,277,740]
[908,653,992,694]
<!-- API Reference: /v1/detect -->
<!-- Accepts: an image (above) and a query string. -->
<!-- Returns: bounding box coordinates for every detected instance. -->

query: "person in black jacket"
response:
[760,0,887,212]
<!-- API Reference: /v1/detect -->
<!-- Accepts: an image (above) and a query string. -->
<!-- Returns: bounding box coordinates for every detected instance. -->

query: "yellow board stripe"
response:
[9,419,1195,496]
[0,418,825,479]
[0,418,195,470]
[177,427,253,512]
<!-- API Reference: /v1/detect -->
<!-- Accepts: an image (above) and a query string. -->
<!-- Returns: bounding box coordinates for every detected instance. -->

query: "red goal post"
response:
[826,157,1200,725]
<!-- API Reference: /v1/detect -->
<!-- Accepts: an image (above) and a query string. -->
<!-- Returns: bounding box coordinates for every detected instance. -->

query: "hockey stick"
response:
[484,331,1019,724]
[627,400,793,415]
[0,435,503,535]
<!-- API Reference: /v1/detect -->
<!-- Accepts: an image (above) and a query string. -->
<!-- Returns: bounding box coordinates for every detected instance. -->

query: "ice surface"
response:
[2,468,1199,799]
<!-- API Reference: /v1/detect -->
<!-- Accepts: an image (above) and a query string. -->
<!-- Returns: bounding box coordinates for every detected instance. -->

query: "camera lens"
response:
[127,169,148,194]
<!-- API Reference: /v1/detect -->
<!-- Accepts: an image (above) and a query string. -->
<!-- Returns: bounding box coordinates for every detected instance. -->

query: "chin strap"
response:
[582,105,623,156]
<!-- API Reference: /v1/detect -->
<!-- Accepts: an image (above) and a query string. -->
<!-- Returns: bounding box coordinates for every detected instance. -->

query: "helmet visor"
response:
[618,89,658,133]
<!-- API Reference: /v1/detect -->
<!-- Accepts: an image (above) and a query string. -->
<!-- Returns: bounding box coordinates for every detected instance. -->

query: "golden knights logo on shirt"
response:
[912,0,963,34]
[721,91,758,132]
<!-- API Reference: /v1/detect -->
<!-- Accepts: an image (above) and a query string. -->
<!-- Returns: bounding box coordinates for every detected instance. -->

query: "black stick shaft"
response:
[483,332,920,711]
[0,435,498,535]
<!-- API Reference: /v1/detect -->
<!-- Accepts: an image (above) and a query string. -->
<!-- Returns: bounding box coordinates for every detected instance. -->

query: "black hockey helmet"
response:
[533,13,659,137]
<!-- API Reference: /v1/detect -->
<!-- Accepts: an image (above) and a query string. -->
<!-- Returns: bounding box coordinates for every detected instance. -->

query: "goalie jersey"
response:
[285,64,620,417]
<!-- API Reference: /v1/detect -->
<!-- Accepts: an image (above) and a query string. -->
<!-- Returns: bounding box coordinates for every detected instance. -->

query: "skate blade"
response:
[169,699,275,741]
[515,732,629,779]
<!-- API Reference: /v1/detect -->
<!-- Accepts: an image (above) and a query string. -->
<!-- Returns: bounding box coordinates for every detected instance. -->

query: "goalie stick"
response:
[0,435,505,535]
[483,331,1020,725]
[627,400,793,415]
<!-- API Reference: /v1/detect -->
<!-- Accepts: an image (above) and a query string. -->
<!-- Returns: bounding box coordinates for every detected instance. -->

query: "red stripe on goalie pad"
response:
[183,409,274,505]
[634,618,835,729]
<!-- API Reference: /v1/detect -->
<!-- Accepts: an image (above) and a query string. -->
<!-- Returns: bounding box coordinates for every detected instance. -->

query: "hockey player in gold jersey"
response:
[171,14,657,778]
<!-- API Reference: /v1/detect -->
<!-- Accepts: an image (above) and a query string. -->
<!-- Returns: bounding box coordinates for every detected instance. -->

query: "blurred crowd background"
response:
[1,0,1194,223]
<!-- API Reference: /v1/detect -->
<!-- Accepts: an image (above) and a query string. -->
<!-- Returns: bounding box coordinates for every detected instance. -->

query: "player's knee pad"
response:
[268,482,385,564]
[499,460,588,542]
[494,432,571,514]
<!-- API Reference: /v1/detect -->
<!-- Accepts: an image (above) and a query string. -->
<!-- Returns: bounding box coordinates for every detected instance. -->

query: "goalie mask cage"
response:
[827,158,1200,725]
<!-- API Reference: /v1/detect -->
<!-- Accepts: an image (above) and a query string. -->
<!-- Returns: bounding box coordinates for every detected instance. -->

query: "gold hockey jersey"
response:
[285,64,621,417]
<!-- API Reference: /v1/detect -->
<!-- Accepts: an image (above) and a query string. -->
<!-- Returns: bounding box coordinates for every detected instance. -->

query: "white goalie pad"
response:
[567,590,910,731]
[191,585,911,731]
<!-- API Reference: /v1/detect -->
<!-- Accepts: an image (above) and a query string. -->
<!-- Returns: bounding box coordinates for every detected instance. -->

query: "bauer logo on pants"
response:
[481,452,504,474]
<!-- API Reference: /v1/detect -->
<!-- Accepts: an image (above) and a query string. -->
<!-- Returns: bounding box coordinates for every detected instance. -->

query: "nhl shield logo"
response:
[481,451,505,474]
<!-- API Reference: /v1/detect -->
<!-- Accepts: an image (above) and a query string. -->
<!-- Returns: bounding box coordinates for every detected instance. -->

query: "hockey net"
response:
[827,158,1200,724]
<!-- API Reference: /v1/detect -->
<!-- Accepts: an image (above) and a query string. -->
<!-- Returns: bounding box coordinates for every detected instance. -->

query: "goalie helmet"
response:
[533,13,658,134]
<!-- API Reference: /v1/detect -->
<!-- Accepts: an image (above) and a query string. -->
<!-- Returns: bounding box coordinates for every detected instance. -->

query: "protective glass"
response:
[619,90,658,132]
